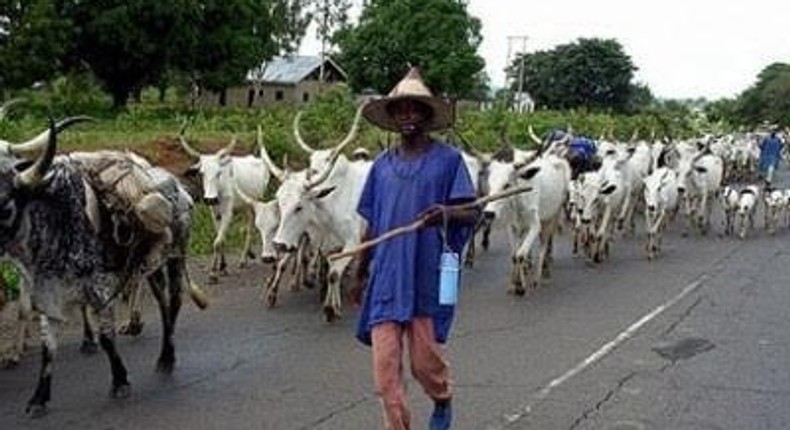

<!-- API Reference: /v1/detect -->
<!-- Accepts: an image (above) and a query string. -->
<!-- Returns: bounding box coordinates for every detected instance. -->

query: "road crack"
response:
[567,371,638,430]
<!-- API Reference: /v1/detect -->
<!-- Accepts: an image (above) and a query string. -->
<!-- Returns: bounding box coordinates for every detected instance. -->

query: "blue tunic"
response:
[355,142,476,346]
[569,137,597,160]
[759,135,783,173]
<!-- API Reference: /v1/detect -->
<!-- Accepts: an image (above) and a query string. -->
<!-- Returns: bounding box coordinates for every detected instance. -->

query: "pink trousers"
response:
[371,316,452,430]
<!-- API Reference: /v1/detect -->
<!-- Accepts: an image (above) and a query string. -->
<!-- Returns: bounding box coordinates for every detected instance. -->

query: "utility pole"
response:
[505,35,528,111]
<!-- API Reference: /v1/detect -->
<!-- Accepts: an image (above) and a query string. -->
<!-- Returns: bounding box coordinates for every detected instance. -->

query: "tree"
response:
[0,0,75,90]
[334,0,485,100]
[310,0,351,83]
[510,38,638,112]
[67,0,203,108]
[190,0,304,105]
[734,62,790,127]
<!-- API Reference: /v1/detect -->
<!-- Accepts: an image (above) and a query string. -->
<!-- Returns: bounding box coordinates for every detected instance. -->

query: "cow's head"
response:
[578,171,616,224]
[643,168,676,214]
[272,168,338,253]
[482,160,516,221]
[0,119,58,244]
[179,128,237,206]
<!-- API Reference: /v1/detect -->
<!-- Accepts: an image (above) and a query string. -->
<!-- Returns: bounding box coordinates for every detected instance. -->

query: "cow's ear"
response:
[311,186,337,200]
[518,165,541,181]
[601,183,617,195]
[184,162,200,177]
[219,155,233,166]
[693,166,707,174]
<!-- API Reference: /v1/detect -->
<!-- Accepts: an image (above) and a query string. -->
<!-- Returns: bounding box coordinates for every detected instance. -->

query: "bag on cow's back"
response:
[69,151,176,235]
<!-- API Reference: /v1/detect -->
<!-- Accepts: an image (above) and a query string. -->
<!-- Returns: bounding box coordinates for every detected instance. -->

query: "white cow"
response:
[642,167,679,260]
[763,188,786,235]
[483,153,570,294]
[179,129,271,281]
[577,156,627,263]
[719,186,740,237]
[736,185,761,240]
[272,106,369,321]
[676,151,724,236]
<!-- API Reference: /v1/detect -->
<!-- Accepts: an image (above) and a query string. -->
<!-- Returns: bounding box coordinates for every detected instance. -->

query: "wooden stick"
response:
[327,185,533,261]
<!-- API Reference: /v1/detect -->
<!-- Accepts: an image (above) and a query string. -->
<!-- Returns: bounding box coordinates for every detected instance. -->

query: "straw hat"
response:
[362,67,452,132]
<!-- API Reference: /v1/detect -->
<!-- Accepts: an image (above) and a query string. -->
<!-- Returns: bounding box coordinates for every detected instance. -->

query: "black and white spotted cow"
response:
[0,120,196,416]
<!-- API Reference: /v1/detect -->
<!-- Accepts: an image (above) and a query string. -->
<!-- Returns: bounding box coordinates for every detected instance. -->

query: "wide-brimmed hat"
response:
[362,67,452,132]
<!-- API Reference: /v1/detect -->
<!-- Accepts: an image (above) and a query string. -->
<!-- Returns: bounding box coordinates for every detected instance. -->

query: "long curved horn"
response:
[329,102,365,158]
[528,125,542,145]
[0,98,25,120]
[218,134,237,157]
[178,121,203,159]
[630,128,640,142]
[15,118,57,189]
[293,111,316,154]
[257,125,285,182]
[456,129,485,159]
[10,116,95,156]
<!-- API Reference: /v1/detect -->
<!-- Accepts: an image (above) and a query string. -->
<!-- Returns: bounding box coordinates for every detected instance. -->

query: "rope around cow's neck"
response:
[327,185,533,261]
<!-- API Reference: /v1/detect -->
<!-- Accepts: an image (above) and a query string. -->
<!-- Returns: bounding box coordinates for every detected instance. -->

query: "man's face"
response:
[387,99,432,135]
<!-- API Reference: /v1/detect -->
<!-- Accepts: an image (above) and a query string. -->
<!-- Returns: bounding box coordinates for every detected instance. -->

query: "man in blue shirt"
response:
[352,67,478,430]
[567,136,598,179]
[759,127,784,186]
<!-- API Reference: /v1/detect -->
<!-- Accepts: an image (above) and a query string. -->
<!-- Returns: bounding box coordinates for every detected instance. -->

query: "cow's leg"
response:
[515,221,539,291]
[4,283,32,368]
[80,305,99,354]
[210,207,233,282]
[26,315,59,417]
[96,307,131,399]
[239,208,256,269]
[264,253,292,307]
[118,283,144,337]
[291,235,310,292]
[324,256,351,322]
[481,218,492,251]
[594,206,613,263]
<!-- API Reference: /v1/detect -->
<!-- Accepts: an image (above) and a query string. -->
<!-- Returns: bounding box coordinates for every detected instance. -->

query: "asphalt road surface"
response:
[2,173,790,430]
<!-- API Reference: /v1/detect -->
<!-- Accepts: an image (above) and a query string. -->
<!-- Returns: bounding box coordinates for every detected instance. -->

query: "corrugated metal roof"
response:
[247,55,346,84]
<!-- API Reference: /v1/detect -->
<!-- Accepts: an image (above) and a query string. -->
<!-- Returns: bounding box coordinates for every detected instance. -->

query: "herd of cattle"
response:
[0,98,788,416]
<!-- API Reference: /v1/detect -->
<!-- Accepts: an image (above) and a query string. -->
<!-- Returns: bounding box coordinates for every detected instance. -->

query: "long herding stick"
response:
[327,185,533,261]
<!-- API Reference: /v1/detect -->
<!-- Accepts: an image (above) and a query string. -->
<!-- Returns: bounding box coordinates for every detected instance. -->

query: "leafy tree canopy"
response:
[334,0,485,100]
[510,38,643,113]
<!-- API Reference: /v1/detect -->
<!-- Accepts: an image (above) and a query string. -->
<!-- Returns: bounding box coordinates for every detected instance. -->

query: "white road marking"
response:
[488,276,708,429]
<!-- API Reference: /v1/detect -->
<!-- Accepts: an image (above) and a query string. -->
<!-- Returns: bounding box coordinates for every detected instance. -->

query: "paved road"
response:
[2,176,790,429]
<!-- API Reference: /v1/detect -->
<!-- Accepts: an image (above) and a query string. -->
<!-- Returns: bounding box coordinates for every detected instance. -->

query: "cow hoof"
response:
[513,287,526,297]
[265,292,278,308]
[110,383,131,399]
[323,306,340,323]
[25,403,47,418]
[208,273,220,284]
[156,358,175,374]
[119,321,144,337]
[80,339,99,355]
[1,356,20,368]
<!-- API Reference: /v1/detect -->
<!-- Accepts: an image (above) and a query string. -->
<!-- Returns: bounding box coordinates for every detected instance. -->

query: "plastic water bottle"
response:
[439,252,460,305]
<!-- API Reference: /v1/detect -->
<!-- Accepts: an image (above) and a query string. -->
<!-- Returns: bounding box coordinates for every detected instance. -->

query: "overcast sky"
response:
[299,0,790,100]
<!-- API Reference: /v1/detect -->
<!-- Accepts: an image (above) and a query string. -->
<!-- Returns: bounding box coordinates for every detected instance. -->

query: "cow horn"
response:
[528,125,542,145]
[456,130,486,159]
[257,125,285,182]
[293,111,316,154]
[16,118,57,189]
[178,121,203,159]
[218,134,237,157]
[10,115,95,157]
[0,98,25,120]
[329,102,365,159]
[630,128,640,142]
